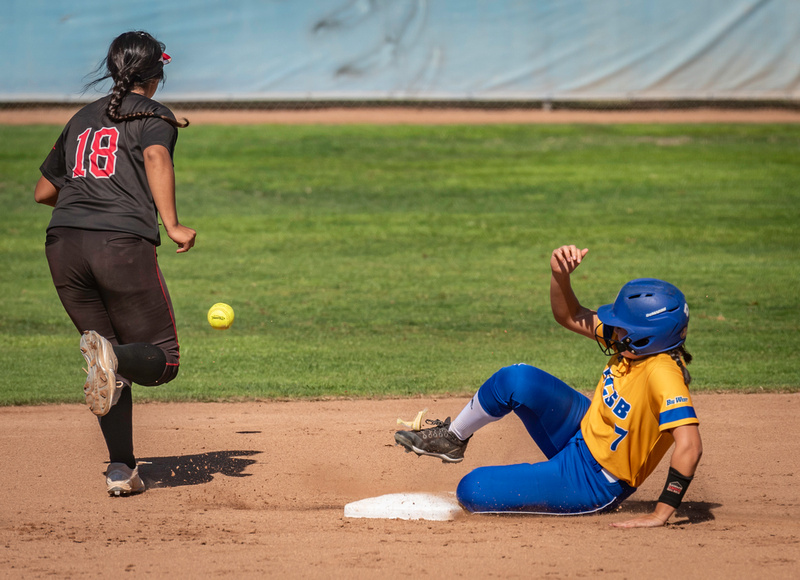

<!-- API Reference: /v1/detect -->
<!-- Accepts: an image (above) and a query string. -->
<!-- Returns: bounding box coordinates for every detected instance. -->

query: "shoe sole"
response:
[107,484,145,497]
[80,331,118,417]
[394,434,464,464]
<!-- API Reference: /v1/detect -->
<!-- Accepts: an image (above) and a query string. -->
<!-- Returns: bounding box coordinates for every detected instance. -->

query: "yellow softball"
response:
[207,303,235,330]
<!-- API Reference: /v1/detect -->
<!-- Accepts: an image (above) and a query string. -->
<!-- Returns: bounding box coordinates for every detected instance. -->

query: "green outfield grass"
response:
[1,122,798,405]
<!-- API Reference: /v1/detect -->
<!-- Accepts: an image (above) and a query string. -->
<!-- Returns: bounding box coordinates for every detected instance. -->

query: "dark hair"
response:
[86,31,188,128]
[668,345,693,386]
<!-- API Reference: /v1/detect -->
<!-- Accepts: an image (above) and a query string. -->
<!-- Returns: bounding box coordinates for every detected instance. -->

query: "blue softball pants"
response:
[456,364,635,514]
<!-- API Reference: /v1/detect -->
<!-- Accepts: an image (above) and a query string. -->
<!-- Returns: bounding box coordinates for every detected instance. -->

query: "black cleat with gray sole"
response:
[394,417,470,463]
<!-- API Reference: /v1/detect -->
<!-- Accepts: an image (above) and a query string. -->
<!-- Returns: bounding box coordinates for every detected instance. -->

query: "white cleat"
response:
[106,463,145,497]
[80,330,121,416]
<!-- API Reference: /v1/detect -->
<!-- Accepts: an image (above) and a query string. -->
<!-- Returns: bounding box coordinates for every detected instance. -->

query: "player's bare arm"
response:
[550,245,598,339]
[611,424,702,528]
[144,144,196,253]
[34,176,59,207]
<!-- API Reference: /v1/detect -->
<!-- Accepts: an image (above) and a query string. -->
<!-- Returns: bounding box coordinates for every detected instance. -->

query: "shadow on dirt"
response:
[615,500,721,525]
[137,450,262,488]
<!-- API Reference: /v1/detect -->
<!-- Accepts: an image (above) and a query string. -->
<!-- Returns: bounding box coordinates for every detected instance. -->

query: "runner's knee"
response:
[477,364,549,416]
[456,467,493,513]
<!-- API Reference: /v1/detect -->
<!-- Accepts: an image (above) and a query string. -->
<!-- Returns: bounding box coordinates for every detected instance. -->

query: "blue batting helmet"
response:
[597,278,689,356]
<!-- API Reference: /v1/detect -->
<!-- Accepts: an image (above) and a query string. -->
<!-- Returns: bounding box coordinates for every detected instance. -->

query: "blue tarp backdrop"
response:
[2,0,798,102]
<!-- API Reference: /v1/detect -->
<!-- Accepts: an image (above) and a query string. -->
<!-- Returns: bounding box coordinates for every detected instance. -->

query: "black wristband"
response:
[658,467,693,509]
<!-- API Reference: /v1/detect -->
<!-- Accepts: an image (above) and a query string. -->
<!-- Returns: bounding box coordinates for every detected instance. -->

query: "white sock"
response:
[449,394,499,441]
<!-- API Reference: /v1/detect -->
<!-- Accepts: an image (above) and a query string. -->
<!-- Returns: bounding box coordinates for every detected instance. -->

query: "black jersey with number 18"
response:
[40,94,179,245]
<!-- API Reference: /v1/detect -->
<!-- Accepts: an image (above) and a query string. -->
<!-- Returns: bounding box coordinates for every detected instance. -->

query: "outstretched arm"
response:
[144,144,196,253]
[550,245,597,339]
[611,424,703,528]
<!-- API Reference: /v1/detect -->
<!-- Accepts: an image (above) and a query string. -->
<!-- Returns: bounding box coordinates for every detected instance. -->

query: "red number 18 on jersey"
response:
[72,127,120,179]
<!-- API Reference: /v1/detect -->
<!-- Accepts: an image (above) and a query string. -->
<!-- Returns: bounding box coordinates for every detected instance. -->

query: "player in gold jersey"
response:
[395,245,702,527]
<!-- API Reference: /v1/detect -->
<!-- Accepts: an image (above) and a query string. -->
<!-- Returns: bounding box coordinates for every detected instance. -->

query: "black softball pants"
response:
[45,227,181,467]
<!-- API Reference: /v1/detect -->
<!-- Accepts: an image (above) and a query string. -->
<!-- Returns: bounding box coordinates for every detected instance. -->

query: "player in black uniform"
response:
[34,31,195,496]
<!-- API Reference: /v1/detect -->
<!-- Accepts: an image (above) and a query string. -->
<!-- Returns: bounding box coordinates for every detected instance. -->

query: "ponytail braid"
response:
[85,31,190,129]
[106,70,134,124]
[668,345,693,386]
[106,93,190,128]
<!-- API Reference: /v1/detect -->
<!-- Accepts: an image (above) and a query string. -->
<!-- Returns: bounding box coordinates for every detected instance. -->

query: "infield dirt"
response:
[1,393,798,579]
